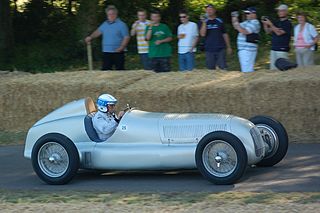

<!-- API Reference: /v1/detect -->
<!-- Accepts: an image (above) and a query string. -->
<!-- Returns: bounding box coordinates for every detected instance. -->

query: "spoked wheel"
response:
[202,140,238,178]
[250,116,288,167]
[38,142,70,178]
[196,131,247,185]
[32,134,79,185]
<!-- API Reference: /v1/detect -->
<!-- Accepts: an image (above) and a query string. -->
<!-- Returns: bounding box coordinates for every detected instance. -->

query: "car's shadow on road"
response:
[1,144,319,192]
[63,144,320,192]
[71,170,235,192]
[234,147,320,192]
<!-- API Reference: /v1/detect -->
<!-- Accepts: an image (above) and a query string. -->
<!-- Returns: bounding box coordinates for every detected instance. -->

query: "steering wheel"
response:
[123,104,132,112]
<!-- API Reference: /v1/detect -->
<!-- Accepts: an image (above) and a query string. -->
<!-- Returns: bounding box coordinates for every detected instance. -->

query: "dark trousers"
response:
[151,57,171,72]
[102,52,125,70]
[205,49,227,70]
[139,53,152,70]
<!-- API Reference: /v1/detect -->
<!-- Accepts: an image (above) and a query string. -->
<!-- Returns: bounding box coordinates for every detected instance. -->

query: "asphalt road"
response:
[0,144,319,192]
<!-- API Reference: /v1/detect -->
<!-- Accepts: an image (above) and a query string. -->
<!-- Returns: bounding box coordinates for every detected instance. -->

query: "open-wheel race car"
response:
[24,97,288,185]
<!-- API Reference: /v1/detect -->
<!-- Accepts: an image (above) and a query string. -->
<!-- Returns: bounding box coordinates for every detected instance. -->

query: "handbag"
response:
[246,33,260,43]
[307,23,318,51]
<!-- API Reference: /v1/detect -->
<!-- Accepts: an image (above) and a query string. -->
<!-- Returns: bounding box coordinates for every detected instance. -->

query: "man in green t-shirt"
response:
[145,10,173,72]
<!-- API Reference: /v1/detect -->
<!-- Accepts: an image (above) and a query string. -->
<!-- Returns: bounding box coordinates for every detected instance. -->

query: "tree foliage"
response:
[0,0,319,72]
[0,0,14,65]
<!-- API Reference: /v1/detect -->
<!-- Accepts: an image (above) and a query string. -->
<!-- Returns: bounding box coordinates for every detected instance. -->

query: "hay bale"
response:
[0,68,319,143]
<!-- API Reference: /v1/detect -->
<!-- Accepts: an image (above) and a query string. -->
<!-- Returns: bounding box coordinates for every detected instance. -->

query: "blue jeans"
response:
[139,53,151,70]
[179,52,195,71]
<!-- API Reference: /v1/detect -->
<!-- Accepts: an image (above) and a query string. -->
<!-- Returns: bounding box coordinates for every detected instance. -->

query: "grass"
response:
[81,44,320,71]
[0,190,319,205]
[0,131,26,146]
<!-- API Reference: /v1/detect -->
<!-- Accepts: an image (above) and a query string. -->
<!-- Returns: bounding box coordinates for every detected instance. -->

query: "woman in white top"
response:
[294,12,319,67]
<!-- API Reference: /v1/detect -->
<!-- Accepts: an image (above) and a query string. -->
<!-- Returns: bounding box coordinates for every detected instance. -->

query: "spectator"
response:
[293,12,319,67]
[177,10,199,71]
[145,10,173,72]
[262,4,292,70]
[232,7,261,72]
[131,9,151,70]
[85,5,130,70]
[199,4,232,71]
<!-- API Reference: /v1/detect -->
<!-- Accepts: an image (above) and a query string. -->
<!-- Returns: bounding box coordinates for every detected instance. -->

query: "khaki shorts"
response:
[270,50,289,70]
[295,48,314,67]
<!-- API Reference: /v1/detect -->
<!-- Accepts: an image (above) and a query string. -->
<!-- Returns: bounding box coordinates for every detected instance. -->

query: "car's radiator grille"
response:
[160,113,232,144]
[163,124,228,140]
[250,127,265,157]
[163,113,230,121]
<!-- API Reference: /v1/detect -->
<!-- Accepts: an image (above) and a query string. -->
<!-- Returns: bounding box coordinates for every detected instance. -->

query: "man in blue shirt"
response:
[200,4,232,70]
[262,4,292,70]
[85,5,130,70]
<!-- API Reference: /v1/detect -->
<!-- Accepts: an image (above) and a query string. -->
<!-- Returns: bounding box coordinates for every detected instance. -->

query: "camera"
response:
[231,11,239,17]
[201,13,208,20]
[261,16,269,21]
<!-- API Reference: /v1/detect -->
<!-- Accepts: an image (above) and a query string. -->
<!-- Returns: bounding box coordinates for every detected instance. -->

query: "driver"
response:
[92,94,125,141]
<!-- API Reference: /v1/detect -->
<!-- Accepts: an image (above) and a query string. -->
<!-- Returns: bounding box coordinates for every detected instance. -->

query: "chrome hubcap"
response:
[202,140,237,177]
[256,124,279,159]
[37,142,69,178]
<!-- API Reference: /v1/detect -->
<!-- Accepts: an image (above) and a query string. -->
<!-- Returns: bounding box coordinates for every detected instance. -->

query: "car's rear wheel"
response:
[195,131,247,185]
[250,116,288,167]
[32,133,79,185]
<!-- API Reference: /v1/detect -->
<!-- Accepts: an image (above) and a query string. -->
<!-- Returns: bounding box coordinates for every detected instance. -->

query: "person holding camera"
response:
[232,7,261,72]
[200,4,232,71]
[262,4,292,70]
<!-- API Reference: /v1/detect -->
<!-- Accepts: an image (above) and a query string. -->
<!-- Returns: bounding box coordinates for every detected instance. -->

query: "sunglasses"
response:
[179,16,187,18]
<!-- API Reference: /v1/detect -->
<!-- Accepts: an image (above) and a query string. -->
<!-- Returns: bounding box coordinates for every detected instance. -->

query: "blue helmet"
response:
[97,94,118,112]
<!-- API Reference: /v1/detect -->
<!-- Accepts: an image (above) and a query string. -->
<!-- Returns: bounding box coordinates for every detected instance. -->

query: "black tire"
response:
[195,131,248,185]
[250,116,288,167]
[31,133,80,185]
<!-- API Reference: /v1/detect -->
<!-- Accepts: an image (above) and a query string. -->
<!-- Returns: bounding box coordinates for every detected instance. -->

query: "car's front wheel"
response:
[250,116,288,167]
[195,131,248,185]
[31,133,79,185]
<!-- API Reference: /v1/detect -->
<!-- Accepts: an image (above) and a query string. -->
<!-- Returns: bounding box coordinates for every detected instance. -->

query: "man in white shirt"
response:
[131,9,151,70]
[92,94,125,141]
[178,10,199,71]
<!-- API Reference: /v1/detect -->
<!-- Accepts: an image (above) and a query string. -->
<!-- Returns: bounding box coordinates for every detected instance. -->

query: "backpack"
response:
[275,58,297,71]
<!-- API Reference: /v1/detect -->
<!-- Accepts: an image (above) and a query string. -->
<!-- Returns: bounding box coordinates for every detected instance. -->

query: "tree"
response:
[67,0,73,15]
[163,0,186,28]
[76,0,101,41]
[0,0,13,65]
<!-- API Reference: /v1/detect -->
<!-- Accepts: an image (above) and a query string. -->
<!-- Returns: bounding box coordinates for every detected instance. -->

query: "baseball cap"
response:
[276,4,288,11]
[205,4,215,9]
[243,7,257,14]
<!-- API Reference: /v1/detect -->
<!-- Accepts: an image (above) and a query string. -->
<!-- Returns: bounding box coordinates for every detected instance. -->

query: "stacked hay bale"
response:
[0,71,152,131]
[0,68,319,142]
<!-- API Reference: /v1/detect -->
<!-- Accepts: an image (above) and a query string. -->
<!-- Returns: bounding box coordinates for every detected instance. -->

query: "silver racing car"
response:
[24,97,288,185]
